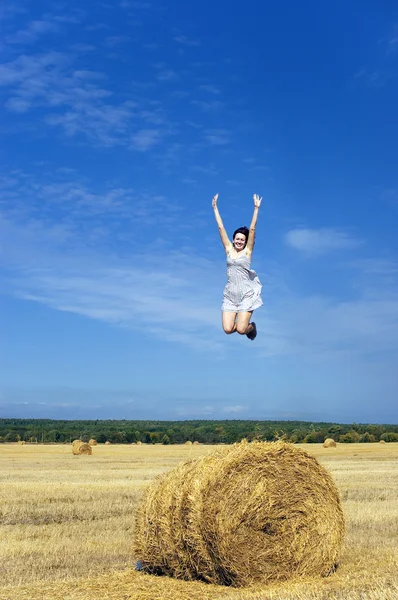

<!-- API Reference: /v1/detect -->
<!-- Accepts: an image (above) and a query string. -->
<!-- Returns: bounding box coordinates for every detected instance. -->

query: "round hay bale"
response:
[184,440,192,446]
[136,441,143,445]
[323,438,337,448]
[193,441,200,445]
[105,441,111,445]
[72,439,82,449]
[89,439,98,446]
[379,440,386,444]
[134,441,345,587]
[18,440,26,445]
[72,442,92,455]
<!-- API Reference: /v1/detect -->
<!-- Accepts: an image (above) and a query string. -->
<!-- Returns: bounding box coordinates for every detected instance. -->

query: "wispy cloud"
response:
[0,170,182,242]
[6,18,60,44]
[191,99,224,111]
[153,63,179,82]
[199,84,220,95]
[389,36,398,51]
[191,164,219,175]
[120,1,152,9]
[2,243,224,352]
[85,22,109,31]
[104,35,131,48]
[0,51,137,145]
[0,171,224,352]
[354,67,389,87]
[70,43,96,52]
[263,288,398,359]
[222,405,247,413]
[174,35,200,47]
[381,188,398,206]
[130,128,162,151]
[386,24,398,54]
[204,128,230,146]
[285,227,362,256]
[350,258,398,276]
[0,2,28,21]
[0,50,173,149]
[354,22,398,86]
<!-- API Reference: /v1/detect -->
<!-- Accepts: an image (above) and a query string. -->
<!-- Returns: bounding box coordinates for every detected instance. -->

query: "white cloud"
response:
[104,35,131,48]
[7,18,60,44]
[0,3,28,20]
[4,97,30,112]
[0,171,182,238]
[153,63,179,82]
[191,164,218,175]
[191,99,224,111]
[157,69,178,82]
[70,43,96,52]
[199,84,220,94]
[389,36,398,50]
[130,128,162,151]
[204,129,230,146]
[176,404,215,416]
[173,35,200,47]
[285,227,361,256]
[0,170,224,351]
[0,51,174,149]
[4,258,224,352]
[222,405,246,413]
[120,1,152,9]
[0,52,137,146]
[350,259,398,276]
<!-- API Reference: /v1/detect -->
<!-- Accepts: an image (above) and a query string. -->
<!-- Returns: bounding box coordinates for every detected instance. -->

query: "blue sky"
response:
[1,1,398,423]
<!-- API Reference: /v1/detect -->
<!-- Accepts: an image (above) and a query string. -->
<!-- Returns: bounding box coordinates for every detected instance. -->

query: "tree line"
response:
[0,418,397,444]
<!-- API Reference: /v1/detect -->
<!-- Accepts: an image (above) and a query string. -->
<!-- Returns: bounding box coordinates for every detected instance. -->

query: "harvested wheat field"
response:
[0,442,398,600]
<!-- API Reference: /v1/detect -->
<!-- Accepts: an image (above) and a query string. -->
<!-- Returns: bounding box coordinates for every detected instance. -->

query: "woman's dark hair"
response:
[233,226,249,246]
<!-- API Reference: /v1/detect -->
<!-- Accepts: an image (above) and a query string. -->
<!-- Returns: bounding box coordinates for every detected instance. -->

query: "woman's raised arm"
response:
[212,194,231,252]
[246,193,262,253]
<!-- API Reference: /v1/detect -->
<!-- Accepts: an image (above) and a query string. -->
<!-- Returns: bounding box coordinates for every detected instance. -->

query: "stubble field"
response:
[0,442,397,600]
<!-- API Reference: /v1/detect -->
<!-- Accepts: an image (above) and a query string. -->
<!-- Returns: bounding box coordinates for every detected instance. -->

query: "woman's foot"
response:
[246,322,257,340]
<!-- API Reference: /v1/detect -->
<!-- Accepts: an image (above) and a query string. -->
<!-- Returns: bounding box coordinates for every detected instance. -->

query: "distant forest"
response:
[1,418,398,444]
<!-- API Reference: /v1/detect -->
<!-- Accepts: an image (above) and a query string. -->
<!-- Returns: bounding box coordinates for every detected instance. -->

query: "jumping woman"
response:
[212,193,263,340]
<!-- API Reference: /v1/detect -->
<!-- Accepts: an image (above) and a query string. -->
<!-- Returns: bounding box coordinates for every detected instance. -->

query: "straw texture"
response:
[134,441,345,587]
[72,442,92,455]
[323,438,337,448]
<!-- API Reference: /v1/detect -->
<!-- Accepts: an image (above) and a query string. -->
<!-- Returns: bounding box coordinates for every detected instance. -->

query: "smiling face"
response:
[233,232,247,252]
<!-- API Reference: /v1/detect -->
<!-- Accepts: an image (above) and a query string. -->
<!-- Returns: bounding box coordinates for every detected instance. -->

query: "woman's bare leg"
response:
[236,311,254,335]
[222,312,237,334]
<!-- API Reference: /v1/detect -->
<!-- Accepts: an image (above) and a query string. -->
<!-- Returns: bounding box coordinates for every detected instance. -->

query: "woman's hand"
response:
[212,193,219,208]
[253,193,262,208]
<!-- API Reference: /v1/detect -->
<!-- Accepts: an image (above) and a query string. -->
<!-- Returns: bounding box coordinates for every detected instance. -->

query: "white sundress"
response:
[221,250,263,313]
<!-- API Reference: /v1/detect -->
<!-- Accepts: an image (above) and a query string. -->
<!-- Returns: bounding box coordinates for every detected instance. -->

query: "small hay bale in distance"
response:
[323,438,337,448]
[136,441,142,445]
[193,441,200,445]
[72,442,92,455]
[184,440,192,446]
[379,440,386,444]
[89,439,98,446]
[105,441,111,445]
[134,441,345,587]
